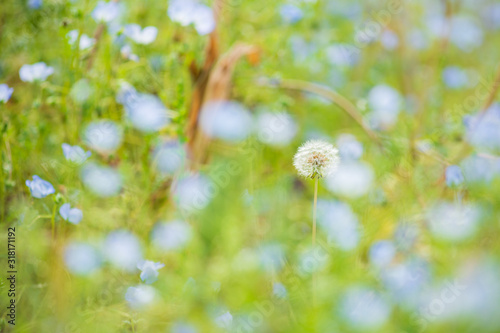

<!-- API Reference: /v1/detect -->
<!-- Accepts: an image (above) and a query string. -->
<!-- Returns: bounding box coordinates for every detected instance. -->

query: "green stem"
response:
[312,177,318,306]
[51,203,57,238]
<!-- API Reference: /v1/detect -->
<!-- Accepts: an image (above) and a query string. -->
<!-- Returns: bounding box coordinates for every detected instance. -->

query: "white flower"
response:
[19,62,54,82]
[137,260,165,284]
[66,30,95,50]
[293,140,340,178]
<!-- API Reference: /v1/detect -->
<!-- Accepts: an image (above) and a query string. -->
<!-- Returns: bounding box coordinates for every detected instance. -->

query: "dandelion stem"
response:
[312,176,318,306]
[51,203,57,238]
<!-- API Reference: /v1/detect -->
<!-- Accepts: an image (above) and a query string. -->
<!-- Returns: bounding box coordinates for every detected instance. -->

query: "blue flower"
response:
[70,79,94,104]
[62,143,91,164]
[92,1,120,23]
[0,84,14,103]
[64,242,101,275]
[66,30,95,50]
[172,173,213,212]
[125,285,156,309]
[19,62,54,82]
[168,0,215,35]
[442,66,468,89]
[151,220,192,251]
[82,120,123,153]
[152,140,186,175]
[325,161,374,198]
[28,0,42,9]
[137,260,165,284]
[255,111,298,147]
[59,203,83,225]
[124,24,158,45]
[337,134,363,160]
[280,4,303,24]
[339,286,391,330]
[25,175,55,198]
[199,101,253,142]
[427,201,481,241]
[272,282,288,299]
[316,200,361,251]
[81,163,122,197]
[369,240,396,269]
[213,311,233,329]
[464,103,500,153]
[367,84,403,129]
[445,165,464,187]
[122,93,171,133]
[104,230,142,271]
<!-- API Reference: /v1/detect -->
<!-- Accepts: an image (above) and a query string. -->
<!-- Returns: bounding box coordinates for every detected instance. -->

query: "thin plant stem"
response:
[312,176,319,306]
[313,177,318,247]
[51,203,57,238]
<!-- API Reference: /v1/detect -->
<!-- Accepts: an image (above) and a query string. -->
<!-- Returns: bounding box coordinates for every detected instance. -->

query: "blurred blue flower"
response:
[214,311,233,329]
[172,173,213,212]
[464,103,500,153]
[59,203,83,225]
[0,84,14,103]
[124,24,158,45]
[339,286,391,330]
[427,201,481,242]
[151,139,186,175]
[406,29,430,50]
[393,223,419,252]
[369,240,396,269]
[62,143,91,164]
[122,93,171,133]
[200,101,253,142]
[168,0,215,35]
[137,260,164,284]
[325,43,360,67]
[125,285,156,309]
[280,4,303,24]
[171,322,198,333]
[104,230,142,271]
[81,163,122,197]
[66,30,95,50]
[64,242,101,276]
[442,66,468,89]
[70,79,94,104]
[28,0,42,9]
[461,154,500,183]
[82,120,123,153]
[255,111,298,147]
[325,161,374,198]
[19,62,54,82]
[92,1,120,23]
[289,35,317,63]
[298,245,329,275]
[381,257,431,307]
[380,30,399,50]
[337,134,363,160]
[483,4,500,30]
[445,165,464,187]
[120,44,139,62]
[273,282,288,299]
[367,84,403,129]
[259,243,285,273]
[450,16,483,52]
[317,200,360,251]
[25,175,55,198]
[151,220,192,251]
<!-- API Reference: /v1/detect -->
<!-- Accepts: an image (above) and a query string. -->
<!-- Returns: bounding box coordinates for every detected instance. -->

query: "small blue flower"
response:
[62,143,91,164]
[28,0,42,9]
[152,140,186,175]
[124,24,158,45]
[168,0,215,35]
[0,84,14,103]
[125,285,156,309]
[214,311,233,329]
[445,165,464,187]
[369,240,396,269]
[19,62,54,82]
[280,4,303,24]
[137,260,165,284]
[66,30,95,50]
[104,230,142,271]
[64,242,101,275]
[122,93,171,133]
[81,163,122,197]
[82,120,123,153]
[273,282,288,299]
[59,203,83,225]
[92,1,120,23]
[199,101,253,142]
[25,175,55,198]
[151,220,192,251]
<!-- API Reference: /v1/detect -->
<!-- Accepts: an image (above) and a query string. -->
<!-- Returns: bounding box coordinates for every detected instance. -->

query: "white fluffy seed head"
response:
[293,140,340,179]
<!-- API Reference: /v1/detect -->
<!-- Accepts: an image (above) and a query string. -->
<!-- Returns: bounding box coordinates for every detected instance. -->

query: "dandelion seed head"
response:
[293,140,339,179]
